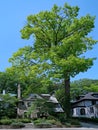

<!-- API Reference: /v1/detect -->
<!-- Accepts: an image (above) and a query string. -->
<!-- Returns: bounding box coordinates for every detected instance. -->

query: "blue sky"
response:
[0,0,98,81]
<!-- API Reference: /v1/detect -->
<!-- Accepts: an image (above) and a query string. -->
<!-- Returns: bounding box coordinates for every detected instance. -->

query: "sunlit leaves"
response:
[19,3,98,86]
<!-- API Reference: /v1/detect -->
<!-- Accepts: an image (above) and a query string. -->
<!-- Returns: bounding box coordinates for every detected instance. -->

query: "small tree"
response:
[0,94,17,119]
[20,3,97,118]
[27,98,57,119]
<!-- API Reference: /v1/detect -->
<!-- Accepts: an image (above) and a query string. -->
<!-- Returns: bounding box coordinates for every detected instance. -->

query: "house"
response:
[17,93,64,118]
[71,92,98,118]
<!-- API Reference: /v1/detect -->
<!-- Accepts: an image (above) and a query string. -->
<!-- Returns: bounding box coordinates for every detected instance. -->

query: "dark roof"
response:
[72,92,98,105]
[22,93,59,103]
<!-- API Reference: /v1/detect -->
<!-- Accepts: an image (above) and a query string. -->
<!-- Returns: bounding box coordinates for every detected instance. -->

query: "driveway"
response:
[80,122,98,128]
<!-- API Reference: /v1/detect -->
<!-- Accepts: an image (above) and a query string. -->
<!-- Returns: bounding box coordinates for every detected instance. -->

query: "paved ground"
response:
[0,128,98,130]
[80,122,98,128]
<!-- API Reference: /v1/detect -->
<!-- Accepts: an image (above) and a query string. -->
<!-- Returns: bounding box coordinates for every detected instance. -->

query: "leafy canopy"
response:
[20,3,97,81]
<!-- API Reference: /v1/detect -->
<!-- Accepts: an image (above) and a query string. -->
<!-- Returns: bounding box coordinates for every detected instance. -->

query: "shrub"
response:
[47,115,56,120]
[11,122,25,128]
[17,118,31,123]
[48,119,62,127]
[47,119,57,125]
[55,113,66,123]
[33,118,62,128]
[33,118,42,124]
[69,119,81,126]
[34,118,51,127]
[35,122,52,128]
[72,117,98,123]
[65,122,71,127]
[0,119,12,125]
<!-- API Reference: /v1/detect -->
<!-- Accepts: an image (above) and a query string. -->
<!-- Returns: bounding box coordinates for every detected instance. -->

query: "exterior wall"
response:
[73,107,88,118]
[96,101,98,104]
[74,100,92,107]
[94,105,98,118]
[72,105,98,118]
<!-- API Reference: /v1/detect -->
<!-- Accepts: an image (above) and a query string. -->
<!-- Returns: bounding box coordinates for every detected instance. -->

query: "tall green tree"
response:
[0,71,18,94]
[8,46,54,96]
[20,3,97,118]
[71,78,98,99]
[8,46,40,96]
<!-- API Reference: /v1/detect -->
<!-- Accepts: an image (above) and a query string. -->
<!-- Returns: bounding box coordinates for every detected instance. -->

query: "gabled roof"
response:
[25,93,59,103]
[27,94,42,100]
[21,93,64,113]
[81,92,98,100]
[72,92,98,105]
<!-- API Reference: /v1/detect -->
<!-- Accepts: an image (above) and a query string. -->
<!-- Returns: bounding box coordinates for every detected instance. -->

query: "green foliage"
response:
[0,71,17,94]
[33,118,52,128]
[20,3,97,86]
[15,118,31,123]
[8,46,53,96]
[55,88,65,109]
[0,119,12,125]
[33,118,62,128]
[56,113,66,123]
[71,78,98,99]
[33,117,80,128]
[73,117,98,123]
[69,119,80,126]
[0,94,17,119]
[11,122,25,128]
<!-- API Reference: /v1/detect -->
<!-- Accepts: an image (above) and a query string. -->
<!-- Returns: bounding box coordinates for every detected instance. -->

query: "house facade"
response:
[17,93,64,118]
[72,92,98,118]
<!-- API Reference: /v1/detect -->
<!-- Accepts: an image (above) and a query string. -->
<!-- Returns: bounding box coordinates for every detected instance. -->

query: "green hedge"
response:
[11,122,25,128]
[33,118,62,128]
[72,117,98,123]
[0,119,12,125]
[11,118,31,124]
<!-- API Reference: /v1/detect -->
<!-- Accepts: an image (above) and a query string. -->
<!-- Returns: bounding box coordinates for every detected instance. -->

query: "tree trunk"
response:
[64,77,71,119]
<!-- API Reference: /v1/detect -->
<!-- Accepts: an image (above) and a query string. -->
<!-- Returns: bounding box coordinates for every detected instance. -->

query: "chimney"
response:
[17,84,21,99]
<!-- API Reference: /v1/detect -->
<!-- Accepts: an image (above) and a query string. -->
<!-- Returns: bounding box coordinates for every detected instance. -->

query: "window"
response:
[80,108,85,115]
[92,100,96,105]
[90,107,94,113]
[92,94,98,98]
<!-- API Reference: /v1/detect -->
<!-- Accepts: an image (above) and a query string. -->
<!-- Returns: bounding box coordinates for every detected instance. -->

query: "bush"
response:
[33,118,51,128]
[33,118,42,124]
[57,113,66,123]
[35,122,52,128]
[69,119,81,126]
[17,118,31,123]
[33,118,62,128]
[47,115,58,120]
[61,118,81,127]
[48,119,62,127]
[11,122,25,128]
[72,117,98,123]
[65,122,71,127]
[47,119,57,125]
[0,119,12,125]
